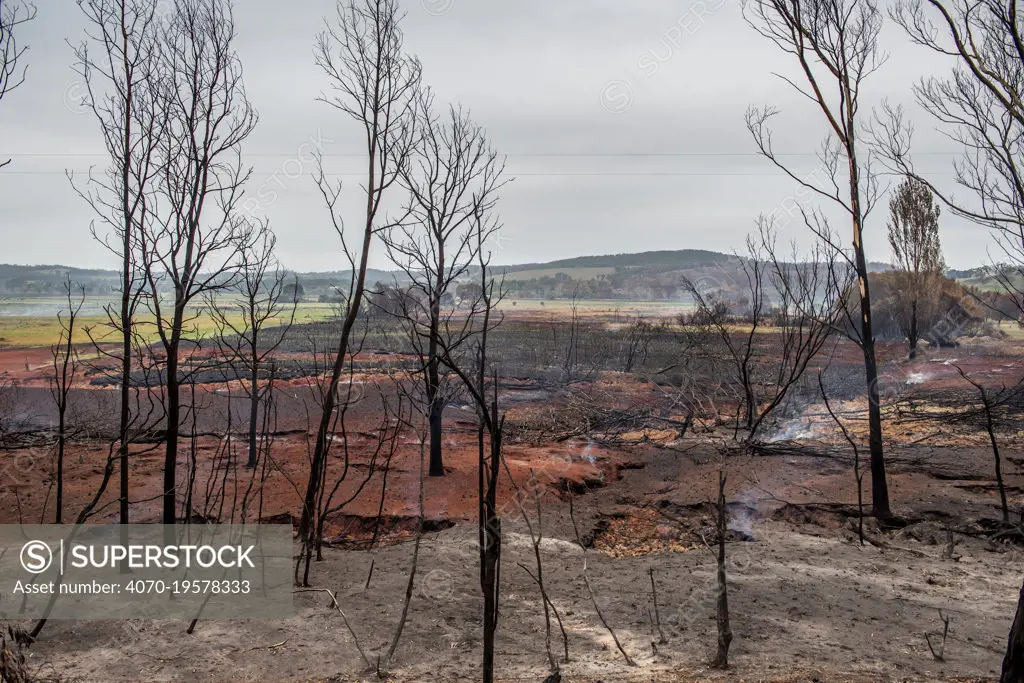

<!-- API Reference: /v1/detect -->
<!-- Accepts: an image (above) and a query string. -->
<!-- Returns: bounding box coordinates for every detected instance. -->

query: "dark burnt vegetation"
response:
[7,0,1024,678]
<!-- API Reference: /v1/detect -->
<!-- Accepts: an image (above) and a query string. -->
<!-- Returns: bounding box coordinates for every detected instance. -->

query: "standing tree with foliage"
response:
[887,176,944,359]
[745,0,894,520]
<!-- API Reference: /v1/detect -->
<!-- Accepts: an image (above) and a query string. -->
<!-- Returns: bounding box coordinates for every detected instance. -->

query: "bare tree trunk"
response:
[296,0,420,578]
[115,0,135,527]
[428,230,445,477]
[742,376,755,431]
[1003,573,1024,682]
[480,413,502,683]
[982,394,1010,523]
[118,323,131,524]
[298,239,372,576]
[954,365,1011,524]
[247,364,259,469]
[713,471,732,668]
[50,276,82,525]
[863,335,892,520]
[71,0,166,528]
[745,0,892,520]
[427,361,444,477]
[163,337,180,524]
[852,159,893,522]
[909,298,919,360]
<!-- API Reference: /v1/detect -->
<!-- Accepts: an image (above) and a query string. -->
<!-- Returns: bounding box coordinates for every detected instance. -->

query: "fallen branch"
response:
[293,588,372,669]
[247,640,289,652]
[649,567,667,645]
[925,610,950,661]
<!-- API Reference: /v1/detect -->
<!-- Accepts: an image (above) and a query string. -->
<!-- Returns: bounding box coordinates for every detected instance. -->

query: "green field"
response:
[0,297,339,349]
[498,298,696,316]
[499,266,616,282]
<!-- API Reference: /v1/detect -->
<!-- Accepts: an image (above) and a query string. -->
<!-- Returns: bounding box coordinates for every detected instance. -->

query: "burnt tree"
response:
[295,0,420,583]
[143,0,257,524]
[383,90,507,477]
[72,0,165,526]
[745,0,894,519]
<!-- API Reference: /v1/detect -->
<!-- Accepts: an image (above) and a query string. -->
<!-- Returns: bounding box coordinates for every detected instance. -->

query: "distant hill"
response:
[0,264,125,296]
[0,264,403,299]
[0,249,988,302]
[486,250,896,301]
[949,264,1024,292]
[498,249,735,273]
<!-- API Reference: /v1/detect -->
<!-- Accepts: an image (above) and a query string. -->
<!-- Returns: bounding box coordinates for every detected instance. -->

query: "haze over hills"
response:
[0,249,989,301]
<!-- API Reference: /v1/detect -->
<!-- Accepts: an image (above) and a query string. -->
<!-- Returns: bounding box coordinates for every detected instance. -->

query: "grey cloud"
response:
[0,0,996,270]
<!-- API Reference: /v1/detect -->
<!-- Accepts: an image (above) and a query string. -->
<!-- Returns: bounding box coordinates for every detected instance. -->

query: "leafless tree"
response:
[887,176,945,359]
[563,291,581,380]
[72,0,165,527]
[295,0,421,576]
[712,471,732,668]
[30,331,166,639]
[305,374,405,583]
[818,367,865,544]
[1005,573,1024,682]
[48,275,84,524]
[681,221,848,440]
[620,314,656,373]
[431,203,508,682]
[0,0,35,169]
[382,90,508,477]
[874,0,1024,320]
[208,223,297,469]
[866,6,1024,667]
[952,364,1018,523]
[511,469,570,673]
[745,0,894,519]
[140,0,258,524]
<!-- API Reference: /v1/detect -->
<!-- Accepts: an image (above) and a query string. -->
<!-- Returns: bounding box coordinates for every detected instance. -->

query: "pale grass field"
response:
[498,298,697,318]
[0,297,339,349]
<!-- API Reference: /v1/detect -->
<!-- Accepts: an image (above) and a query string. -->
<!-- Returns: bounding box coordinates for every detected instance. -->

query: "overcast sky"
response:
[0,0,997,271]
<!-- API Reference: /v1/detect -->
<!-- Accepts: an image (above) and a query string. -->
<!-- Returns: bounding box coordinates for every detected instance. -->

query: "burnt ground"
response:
[0,334,1023,681]
[15,439,1023,682]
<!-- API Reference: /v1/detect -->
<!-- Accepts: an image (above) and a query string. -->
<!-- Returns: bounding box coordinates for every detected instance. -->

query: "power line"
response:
[0,170,960,177]
[1,151,970,158]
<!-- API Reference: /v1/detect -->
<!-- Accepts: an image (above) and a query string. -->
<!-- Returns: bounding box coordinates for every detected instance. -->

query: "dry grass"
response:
[0,299,338,349]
